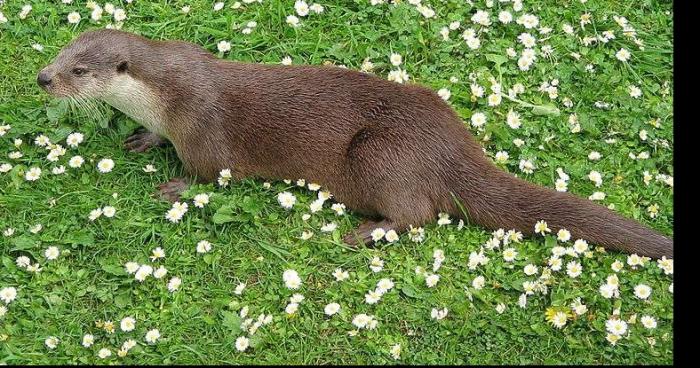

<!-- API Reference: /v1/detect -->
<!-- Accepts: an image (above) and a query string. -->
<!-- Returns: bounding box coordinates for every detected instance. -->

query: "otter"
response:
[38,29,673,258]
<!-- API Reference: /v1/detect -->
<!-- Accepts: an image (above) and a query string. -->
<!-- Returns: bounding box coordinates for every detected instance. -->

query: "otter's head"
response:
[37,29,133,99]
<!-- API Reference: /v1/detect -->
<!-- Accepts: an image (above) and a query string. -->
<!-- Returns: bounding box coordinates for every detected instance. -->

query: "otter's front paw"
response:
[156,177,190,203]
[124,131,166,153]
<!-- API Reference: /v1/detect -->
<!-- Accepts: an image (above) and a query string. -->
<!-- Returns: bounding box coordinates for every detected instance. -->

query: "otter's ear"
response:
[117,61,128,73]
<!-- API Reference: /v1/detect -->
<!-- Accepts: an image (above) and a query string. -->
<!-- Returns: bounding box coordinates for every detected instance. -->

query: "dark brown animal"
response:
[37,29,673,258]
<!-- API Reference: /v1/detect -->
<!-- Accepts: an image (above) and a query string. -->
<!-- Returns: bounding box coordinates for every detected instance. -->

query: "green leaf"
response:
[46,99,69,122]
[221,311,242,334]
[400,283,423,299]
[64,230,95,246]
[241,196,262,215]
[544,235,557,249]
[114,292,131,308]
[213,205,236,224]
[485,53,508,68]
[101,263,126,276]
[10,235,39,251]
[531,104,560,116]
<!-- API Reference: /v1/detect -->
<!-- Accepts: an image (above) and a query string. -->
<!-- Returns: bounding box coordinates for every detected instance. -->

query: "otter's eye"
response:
[72,67,87,76]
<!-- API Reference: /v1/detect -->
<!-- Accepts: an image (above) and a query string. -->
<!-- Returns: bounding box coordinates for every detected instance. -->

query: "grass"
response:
[0,0,673,364]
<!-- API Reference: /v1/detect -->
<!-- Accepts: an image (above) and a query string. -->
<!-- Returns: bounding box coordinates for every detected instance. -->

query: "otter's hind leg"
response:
[341,192,436,247]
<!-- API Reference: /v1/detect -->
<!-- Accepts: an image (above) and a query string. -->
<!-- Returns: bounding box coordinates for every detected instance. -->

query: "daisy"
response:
[425,274,440,287]
[599,283,618,299]
[364,290,381,304]
[324,303,340,316]
[102,206,116,218]
[369,256,384,272]
[505,110,521,129]
[285,302,299,314]
[524,264,538,276]
[606,333,621,345]
[555,179,568,192]
[120,317,136,332]
[277,192,296,209]
[472,276,485,290]
[550,312,568,328]
[573,239,588,254]
[217,41,231,53]
[286,15,300,27]
[69,155,85,168]
[519,159,535,174]
[145,329,160,344]
[376,278,395,293]
[125,262,139,274]
[616,48,631,62]
[430,308,448,320]
[82,334,95,348]
[66,132,84,147]
[503,248,517,262]
[0,287,17,304]
[333,268,349,281]
[283,269,302,289]
[390,343,401,360]
[196,240,212,253]
[606,318,628,336]
[135,265,153,282]
[556,229,571,242]
[570,298,587,315]
[45,336,59,349]
[235,336,249,352]
[153,266,168,279]
[150,247,165,261]
[295,1,309,16]
[470,112,487,128]
[167,277,181,292]
[93,157,114,173]
[352,314,371,329]
[534,220,550,235]
[437,88,451,101]
[495,151,509,164]
[44,246,60,260]
[499,11,513,24]
[384,230,399,243]
[25,167,42,181]
[634,284,652,300]
[113,8,126,22]
[566,261,582,278]
[16,256,31,268]
[657,256,673,275]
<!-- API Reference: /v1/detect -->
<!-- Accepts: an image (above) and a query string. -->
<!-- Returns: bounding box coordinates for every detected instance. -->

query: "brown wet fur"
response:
[39,30,673,258]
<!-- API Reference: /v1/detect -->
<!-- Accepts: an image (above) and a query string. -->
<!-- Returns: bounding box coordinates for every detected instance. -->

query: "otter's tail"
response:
[451,168,673,259]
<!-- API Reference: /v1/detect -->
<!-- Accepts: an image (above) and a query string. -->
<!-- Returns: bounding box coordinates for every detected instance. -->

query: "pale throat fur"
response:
[101,73,169,139]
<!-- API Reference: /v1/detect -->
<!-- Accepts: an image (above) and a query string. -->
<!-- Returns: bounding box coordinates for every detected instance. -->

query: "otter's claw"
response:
[156,177,190,203]
[341,220,395,248]
[124,131,166,153]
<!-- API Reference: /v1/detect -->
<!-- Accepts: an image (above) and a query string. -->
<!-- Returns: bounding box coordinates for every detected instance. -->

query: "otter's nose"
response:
[37,71,52,87]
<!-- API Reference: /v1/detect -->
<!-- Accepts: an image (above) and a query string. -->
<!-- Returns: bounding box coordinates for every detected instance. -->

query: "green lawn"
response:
[0,0,673,364]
